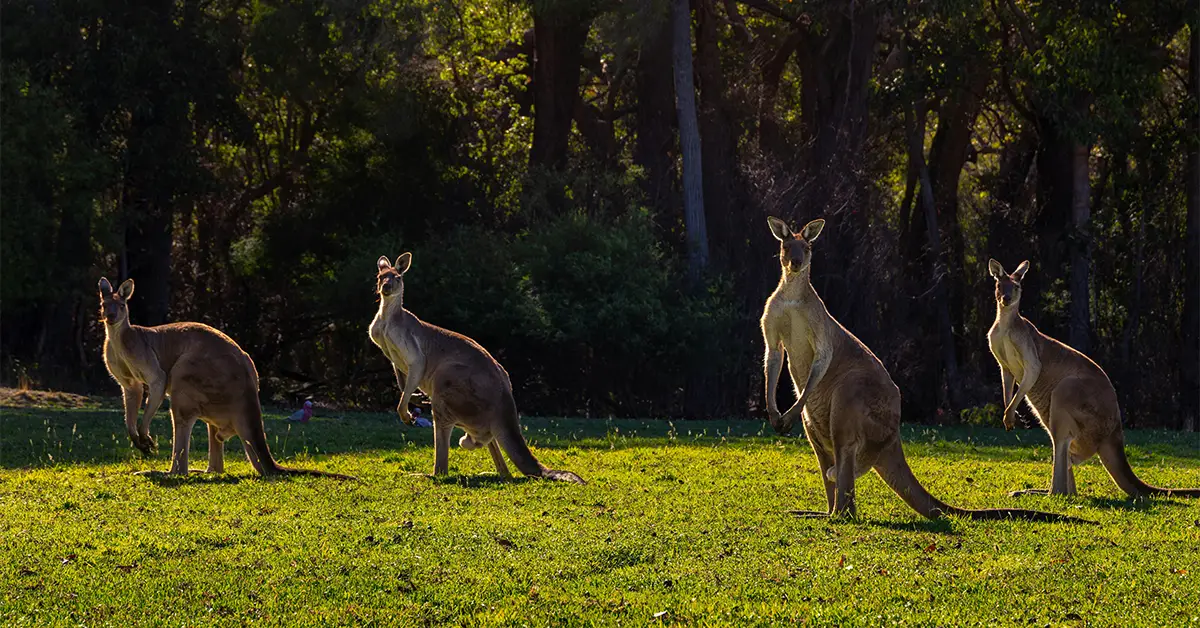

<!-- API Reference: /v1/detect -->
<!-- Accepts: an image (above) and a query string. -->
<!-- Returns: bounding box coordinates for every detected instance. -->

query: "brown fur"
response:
[761,218,1086,522]
[369,254,584,483]
[987,259,1199,498]
[98,278,350,479]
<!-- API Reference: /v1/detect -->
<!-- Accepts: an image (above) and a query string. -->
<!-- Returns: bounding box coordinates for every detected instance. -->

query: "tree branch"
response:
[735,0,806,26]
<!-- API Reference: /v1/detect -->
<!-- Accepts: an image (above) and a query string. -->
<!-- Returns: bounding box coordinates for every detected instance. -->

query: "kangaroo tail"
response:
[494,396,585,484]
[874,442,1091,523]
[242,399,355,480]
[1098,434,1199,498]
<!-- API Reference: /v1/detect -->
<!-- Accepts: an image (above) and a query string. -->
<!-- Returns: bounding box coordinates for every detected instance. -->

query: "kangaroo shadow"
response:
[1081,495,1189,512]
[863,517,962,535]
[426,473,537,489]
[138,471,247,487]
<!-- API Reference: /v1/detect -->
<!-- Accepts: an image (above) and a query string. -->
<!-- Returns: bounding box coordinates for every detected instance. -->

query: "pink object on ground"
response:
[286,400,313,423]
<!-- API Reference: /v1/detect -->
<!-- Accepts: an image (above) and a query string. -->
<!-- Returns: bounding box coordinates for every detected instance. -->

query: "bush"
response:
[382,211,741,417]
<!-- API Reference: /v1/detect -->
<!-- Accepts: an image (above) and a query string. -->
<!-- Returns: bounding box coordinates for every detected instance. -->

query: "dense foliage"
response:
[2,0,1197,427]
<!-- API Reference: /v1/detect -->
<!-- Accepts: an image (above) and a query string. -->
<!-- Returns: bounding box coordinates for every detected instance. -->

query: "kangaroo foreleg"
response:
[121,384,149,454]
[764,342,785,423]
[1000,367,1015,409]
[397,359,424,425]
[776,352,831,436]
[1003,362,1040,430]
[140,371,168,449]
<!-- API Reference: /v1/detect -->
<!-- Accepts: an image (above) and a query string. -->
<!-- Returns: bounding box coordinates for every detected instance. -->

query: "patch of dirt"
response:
[0,388,100,409]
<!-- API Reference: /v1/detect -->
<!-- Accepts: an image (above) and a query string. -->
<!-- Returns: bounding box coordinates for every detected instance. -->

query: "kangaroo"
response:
[369,254,584,484]
[987,259,1199,498]
[761,217,1084,522]
[98,278,350,479]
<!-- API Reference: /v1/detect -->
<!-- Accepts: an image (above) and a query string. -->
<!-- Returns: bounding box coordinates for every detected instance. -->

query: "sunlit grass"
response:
[2,405,1198,625]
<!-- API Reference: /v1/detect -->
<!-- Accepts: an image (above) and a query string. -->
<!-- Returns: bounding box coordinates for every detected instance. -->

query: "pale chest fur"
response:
[988,324,1029,382]
[765,297,817,378]
[369,308,421,377]
[103,332,140,385]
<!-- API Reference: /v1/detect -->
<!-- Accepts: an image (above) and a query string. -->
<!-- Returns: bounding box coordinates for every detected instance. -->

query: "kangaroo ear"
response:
[377,256,391,271]
[98,277,113,295]
[767,216,792,241]
[1012,259,1031,281]
[117,279,135,300]
[800,219,826,243]
[988,259,1006,279]
[394,252,412,274]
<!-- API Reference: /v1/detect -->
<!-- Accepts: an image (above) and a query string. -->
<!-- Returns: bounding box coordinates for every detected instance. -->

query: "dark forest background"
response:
[2,0,1198,429]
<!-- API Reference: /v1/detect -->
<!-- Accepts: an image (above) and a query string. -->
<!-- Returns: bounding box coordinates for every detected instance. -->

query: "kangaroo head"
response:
[376,253,412,301]
[768,216,825,276]
[98,277,135,325]
[988,259,1029,308]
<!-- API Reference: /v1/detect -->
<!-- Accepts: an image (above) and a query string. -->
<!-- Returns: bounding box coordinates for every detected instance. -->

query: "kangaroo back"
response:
[874,442,1090,523]
[494,396,585,484]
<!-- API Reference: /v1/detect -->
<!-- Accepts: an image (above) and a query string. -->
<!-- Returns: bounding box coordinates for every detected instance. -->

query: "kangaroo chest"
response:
[371,313,423,379]
[771,302,816,373]
[991,336,1027,381]
[103,337,141,385]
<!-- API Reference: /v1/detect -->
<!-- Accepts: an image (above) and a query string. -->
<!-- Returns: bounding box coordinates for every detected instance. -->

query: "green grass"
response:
[1,404,1198,626]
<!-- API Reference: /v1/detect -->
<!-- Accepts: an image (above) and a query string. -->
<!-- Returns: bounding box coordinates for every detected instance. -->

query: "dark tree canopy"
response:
[2,0,1197,429]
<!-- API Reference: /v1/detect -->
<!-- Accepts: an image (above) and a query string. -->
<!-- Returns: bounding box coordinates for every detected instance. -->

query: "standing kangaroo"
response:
[99,278,349,478]
[369,254,584,483]
[987,259,1199,498]
[761,218,1082,521]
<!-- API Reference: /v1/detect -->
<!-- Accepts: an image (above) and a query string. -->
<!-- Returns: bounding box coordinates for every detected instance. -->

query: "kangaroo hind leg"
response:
[167,400,201,475]
[488,442,512,479]
[433,421,453,476]
[1011,387,1079,496]
[206,422,226,474]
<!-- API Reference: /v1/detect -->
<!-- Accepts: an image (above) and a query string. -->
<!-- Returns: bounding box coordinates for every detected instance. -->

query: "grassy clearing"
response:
[1,403,1198,626]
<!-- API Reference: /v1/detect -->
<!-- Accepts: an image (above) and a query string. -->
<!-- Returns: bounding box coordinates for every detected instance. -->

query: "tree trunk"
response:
[121,95,183,328]
[672,0,708,283]
[908,104,964,414]
[1068,142,1091,353]
[693,0,737,271]
[757,29,803,159]
[530,5,592,169]
[1181,22,1200,431]
[1030,117,1075,335]
[794,3,879,336]
[987,125,1037,275]
[635,10,678,238]
[123,188,174,327]
[928,67,990,363]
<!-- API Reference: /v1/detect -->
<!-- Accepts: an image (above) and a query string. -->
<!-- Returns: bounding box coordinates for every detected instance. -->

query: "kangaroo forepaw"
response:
[397,403,414,425]
[133,435,156,456]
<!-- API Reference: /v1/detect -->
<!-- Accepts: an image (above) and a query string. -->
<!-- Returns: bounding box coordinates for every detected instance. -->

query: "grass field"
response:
[2,400,1198,626]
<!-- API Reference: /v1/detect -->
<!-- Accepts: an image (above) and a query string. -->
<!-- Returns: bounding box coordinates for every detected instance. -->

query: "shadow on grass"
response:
[4,406,1199,471]
[1080,495,1194,512]
[783,512,962,535]
[426,474,536,489]
[866,518,961,535]
[139,471,247,487]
